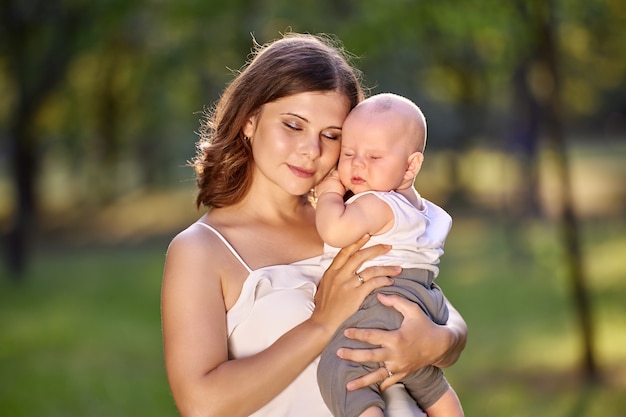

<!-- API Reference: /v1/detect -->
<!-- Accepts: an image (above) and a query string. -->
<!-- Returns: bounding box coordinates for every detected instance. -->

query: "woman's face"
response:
[244,91,350,197]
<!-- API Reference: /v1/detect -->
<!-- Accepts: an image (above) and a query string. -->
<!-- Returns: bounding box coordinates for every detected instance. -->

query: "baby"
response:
[315,93,463,417]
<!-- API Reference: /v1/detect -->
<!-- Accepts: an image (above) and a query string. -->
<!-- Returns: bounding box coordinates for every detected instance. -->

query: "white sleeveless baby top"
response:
[320,191,452,277]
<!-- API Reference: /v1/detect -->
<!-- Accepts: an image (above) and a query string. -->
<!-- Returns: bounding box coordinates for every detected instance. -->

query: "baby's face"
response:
[337,109,413,194]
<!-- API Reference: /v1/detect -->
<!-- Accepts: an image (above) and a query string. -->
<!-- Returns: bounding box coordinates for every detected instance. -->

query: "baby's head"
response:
[356,93,427,151]
[338,93,427,194]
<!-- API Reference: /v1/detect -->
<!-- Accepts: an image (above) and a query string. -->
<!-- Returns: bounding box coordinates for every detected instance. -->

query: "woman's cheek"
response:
[324,142,341,167]
[319,157,339,181]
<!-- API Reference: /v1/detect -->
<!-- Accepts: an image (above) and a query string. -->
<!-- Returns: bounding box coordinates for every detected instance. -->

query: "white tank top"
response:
[196,222,425,417]
[196,222,331,416]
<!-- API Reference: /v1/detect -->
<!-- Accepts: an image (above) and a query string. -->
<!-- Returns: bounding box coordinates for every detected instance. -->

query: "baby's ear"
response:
[405,151,424,180]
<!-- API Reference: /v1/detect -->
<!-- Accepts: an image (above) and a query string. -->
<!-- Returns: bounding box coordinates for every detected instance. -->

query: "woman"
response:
[161,32,467,417]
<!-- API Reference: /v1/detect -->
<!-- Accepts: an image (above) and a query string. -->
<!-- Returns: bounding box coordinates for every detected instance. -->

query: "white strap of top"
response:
[194,222,253,273]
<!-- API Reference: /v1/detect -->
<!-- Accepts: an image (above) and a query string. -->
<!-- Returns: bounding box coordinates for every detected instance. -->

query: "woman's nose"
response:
[298,135,321,159]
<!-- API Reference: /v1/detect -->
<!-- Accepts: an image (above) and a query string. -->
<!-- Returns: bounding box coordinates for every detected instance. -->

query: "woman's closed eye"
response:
[322,130,341,141]
[283,121,302,131]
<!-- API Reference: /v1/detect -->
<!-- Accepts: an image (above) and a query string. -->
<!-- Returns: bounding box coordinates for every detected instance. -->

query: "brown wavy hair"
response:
[192,32,365,209]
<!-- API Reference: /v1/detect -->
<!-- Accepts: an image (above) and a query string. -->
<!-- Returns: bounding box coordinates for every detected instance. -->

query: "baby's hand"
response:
[316,170,345,197]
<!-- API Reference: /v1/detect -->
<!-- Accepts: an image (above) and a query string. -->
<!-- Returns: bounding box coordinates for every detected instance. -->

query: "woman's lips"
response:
[288,164,315,178]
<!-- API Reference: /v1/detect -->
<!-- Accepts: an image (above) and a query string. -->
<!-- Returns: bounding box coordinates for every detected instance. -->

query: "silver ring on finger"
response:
[384,365,394,378]
[355,272,364,284]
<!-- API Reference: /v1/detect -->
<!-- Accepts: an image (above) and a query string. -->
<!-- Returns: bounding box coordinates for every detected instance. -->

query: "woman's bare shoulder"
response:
[164,221,229,280]
[164,220,248,306]
[167,220,225,255]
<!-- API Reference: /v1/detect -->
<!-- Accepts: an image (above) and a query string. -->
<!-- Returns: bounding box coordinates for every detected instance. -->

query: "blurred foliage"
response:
[1,0,625,208]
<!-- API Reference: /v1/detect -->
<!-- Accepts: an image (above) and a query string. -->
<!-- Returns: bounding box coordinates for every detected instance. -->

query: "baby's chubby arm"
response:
[315,172,393,248]
[315,170,346,197]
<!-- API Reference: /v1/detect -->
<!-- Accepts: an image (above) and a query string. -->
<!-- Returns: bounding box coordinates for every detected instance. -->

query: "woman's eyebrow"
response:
[281,112,308,122]
[281,112,343,130]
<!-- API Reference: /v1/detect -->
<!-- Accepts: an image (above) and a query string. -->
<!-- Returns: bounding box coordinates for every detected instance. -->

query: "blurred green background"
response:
[1,1,625,416]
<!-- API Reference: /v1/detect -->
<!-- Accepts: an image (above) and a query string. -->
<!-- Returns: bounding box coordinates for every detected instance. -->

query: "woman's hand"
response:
[338,293,467,391]
[311,235,401,337]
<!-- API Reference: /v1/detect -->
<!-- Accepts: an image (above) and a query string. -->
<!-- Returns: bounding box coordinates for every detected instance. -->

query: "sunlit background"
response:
[1,1,625,416]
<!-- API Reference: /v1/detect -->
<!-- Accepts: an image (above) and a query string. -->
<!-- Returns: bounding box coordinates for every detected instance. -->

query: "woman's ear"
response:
[242,113,258,139]
[405,151,424,181]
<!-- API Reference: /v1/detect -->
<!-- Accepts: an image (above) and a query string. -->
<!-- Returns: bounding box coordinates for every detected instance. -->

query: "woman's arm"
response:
[431,297,467,368]
[336,294,467,391]
[162,231,400,417]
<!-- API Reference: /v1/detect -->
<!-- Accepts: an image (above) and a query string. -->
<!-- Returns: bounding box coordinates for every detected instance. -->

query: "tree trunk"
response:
[534,0,598,380]
[1,0,88,278]
[5,116,37,279]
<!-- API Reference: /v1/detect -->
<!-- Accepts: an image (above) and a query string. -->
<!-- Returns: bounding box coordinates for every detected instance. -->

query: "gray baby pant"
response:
[317,268,450,417]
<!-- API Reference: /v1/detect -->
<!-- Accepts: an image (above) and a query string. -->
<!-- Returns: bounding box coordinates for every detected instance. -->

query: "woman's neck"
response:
[207,183,312,231]
[206,191,321,269]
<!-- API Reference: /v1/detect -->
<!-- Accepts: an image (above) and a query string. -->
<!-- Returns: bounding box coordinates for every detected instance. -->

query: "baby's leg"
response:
[317,308,383,416]
[360,405,384,417]
[424,387,464,417]
[318,295,402,417]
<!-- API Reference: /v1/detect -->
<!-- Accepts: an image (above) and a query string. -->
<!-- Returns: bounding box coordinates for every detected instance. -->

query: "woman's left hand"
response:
[337,293,463,391]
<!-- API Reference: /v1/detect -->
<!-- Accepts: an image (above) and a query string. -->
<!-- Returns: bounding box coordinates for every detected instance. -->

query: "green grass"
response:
[0,242,179,417]
[1,216,625,417]
[439,216,626,417]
